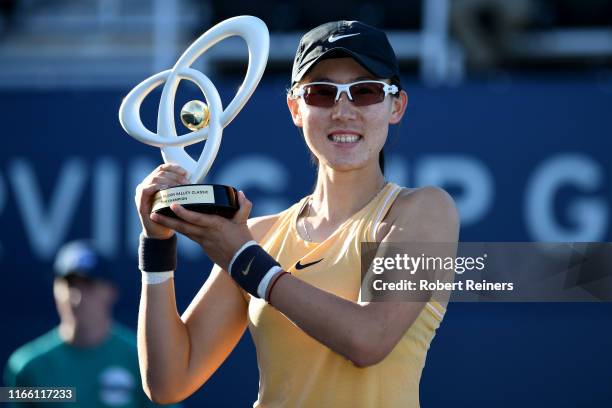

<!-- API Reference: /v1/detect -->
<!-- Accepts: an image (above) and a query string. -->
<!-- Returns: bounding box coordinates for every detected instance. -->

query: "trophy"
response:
[119,16,269,218]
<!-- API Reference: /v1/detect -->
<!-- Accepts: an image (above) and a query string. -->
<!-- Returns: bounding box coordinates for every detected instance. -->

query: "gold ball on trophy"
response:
[180,100,210,131]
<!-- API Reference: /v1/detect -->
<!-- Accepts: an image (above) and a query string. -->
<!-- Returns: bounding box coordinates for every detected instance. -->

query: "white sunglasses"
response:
[291,80,399,107]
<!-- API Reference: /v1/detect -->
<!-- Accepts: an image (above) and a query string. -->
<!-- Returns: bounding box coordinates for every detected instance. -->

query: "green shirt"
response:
[4,324,176,408]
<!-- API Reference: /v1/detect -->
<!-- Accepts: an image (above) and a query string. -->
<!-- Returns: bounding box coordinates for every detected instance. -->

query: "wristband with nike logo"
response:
[229,243,282,298]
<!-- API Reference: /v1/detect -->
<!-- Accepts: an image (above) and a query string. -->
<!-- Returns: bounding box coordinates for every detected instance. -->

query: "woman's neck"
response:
[310,163,386,225]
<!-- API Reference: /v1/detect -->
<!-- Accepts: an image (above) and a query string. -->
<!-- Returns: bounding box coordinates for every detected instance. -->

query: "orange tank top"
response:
[248,183,446,407]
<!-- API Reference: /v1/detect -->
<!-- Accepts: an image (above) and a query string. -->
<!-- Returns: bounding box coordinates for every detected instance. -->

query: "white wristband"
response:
[142,271,174,285]
[257,266,283,299]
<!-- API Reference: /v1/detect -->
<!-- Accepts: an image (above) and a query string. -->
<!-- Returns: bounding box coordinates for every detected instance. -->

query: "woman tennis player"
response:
[135,20,459,407]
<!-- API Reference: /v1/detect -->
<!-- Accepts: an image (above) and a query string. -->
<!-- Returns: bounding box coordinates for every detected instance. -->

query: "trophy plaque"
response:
[119,16,269,218]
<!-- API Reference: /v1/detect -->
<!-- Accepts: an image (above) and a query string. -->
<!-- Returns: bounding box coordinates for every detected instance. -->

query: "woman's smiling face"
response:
[288,57,407,172]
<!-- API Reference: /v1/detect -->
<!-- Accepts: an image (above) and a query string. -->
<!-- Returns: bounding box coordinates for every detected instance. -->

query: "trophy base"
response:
[152,184,239,219]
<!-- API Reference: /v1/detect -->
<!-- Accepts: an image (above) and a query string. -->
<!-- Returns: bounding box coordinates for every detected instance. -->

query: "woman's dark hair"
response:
[377,77,402,176]
[379,150,385,175]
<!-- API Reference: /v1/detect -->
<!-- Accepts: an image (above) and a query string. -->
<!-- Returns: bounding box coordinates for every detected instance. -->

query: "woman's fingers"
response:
[144,163,190,186]
[233,191,252,224]
[141,183,167,196]
[151,170,189,186]
[167,194,252,229]
[148,191,254,246]
[169,203,223,229]
[139,170,189,202]
[158,163,189,177]
[133,162,194,240]
[150,211,203,238]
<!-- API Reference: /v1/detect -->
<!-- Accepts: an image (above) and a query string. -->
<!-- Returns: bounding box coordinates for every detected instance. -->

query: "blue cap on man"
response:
[54,240,113,283]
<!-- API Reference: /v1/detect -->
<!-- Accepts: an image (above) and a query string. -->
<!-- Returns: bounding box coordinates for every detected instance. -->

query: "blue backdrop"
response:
[1,74,611,406]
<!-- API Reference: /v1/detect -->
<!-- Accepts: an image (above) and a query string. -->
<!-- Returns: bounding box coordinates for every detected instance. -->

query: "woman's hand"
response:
[135,163,190,240]
[149,191,254,270]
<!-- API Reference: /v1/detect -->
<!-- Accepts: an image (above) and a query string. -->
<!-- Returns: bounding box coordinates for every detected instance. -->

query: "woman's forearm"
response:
[268,272,426,368]
[268,274,382,367]
[137,279,190,403]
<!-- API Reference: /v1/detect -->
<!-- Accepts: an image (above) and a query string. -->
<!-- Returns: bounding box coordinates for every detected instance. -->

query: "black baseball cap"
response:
[291,20,400,86]
[54,240,113,283]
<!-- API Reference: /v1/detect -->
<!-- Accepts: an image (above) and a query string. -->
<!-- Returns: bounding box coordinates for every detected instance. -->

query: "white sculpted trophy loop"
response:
[119,16,269,218]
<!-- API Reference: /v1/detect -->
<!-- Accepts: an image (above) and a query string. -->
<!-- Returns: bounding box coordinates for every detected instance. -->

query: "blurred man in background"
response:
[4,240,174,407]
[451,0,535,70]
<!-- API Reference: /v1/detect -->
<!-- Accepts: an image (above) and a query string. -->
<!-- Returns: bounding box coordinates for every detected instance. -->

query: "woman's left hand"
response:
[150,191,254,271]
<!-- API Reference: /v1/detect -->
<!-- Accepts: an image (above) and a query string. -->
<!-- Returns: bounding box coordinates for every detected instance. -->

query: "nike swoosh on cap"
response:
[328,33,360,43]
[295,259,323,270]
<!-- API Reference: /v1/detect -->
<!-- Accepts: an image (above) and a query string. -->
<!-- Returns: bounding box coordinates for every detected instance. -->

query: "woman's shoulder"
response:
[247,213,282,242]
[375,185,459,241]
[392,185,456,213]
[247,196,311,241]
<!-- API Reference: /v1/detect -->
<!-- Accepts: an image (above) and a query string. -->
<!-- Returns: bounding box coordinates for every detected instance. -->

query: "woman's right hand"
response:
[135,163,190,239]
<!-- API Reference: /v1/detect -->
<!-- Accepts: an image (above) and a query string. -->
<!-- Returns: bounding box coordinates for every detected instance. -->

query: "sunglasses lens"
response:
[303,84,337,107]
[349,82,386,106]
[300,82,388,107]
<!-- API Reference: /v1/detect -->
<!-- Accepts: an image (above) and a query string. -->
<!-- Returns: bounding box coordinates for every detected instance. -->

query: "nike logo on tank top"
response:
[294,259,323,270]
